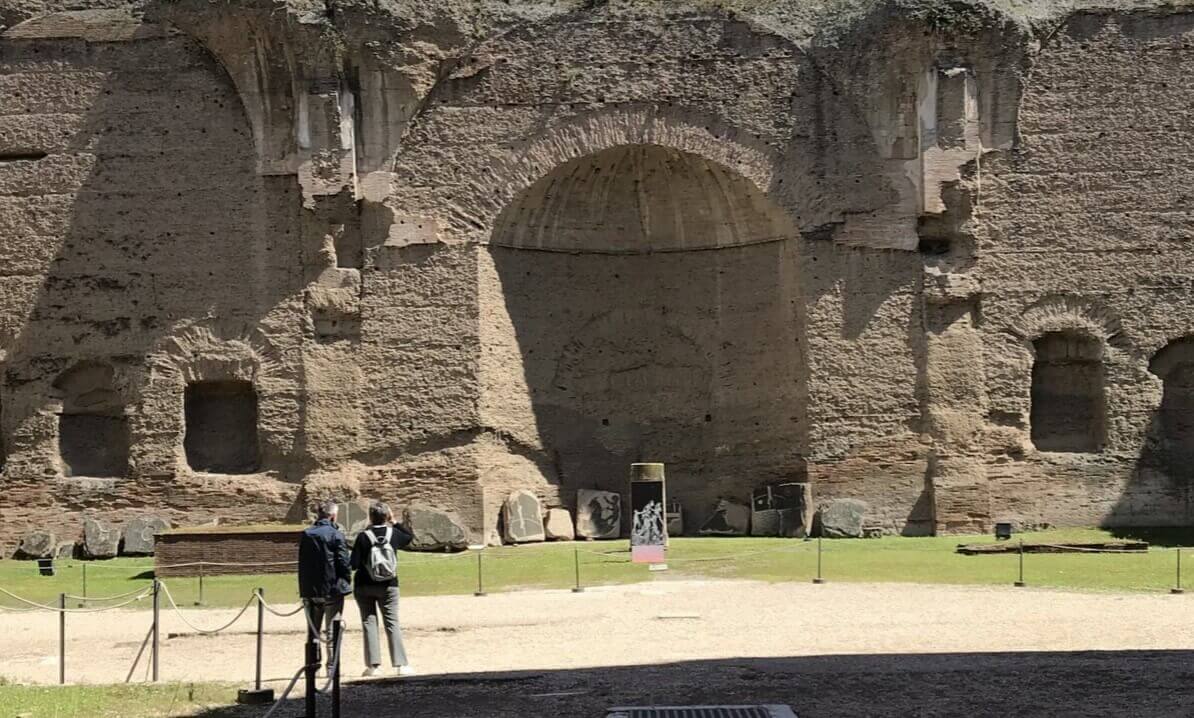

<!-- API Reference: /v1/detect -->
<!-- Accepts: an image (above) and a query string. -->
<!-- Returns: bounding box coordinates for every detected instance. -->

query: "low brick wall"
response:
[154,527,303,577]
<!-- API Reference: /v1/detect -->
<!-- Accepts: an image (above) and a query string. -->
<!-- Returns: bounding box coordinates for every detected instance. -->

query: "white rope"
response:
[258,596,305,618]
[156,560,298,570]
[0,586,152,613]
[158,582,255,635]
[575,543,812,562]
[261,665,309,718]
[65,586,152,602]
[1032,542,1147,554]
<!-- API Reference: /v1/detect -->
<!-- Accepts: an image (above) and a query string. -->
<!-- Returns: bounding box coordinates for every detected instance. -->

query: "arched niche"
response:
[482,141,807,517]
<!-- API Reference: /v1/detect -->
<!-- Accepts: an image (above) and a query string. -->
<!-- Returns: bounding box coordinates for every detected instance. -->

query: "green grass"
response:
[1,529,1190,611]
[0,680,240,718]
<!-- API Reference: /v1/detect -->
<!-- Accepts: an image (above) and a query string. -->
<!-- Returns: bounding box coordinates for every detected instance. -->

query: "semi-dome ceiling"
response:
[491,144,794,254]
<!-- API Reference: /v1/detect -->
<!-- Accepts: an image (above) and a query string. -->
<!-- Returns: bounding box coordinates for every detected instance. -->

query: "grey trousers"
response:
[354,583,409,668]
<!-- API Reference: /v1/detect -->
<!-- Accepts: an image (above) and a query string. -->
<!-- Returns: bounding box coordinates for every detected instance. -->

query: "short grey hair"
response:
[316,500,339,520]
[369,501,390,525]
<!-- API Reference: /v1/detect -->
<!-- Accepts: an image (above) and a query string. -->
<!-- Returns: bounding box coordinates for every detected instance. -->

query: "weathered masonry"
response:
[1,0,1193,553]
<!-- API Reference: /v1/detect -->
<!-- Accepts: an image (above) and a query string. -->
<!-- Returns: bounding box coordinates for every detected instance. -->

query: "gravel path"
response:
[2,577,1191,692]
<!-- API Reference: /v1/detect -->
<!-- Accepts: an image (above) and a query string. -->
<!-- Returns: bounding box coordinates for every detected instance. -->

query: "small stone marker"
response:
[82,517,120,559]
[818,498,868,538]
[403,507,469,551]
[336,500,371,540]
[502,490,546,543]
[15,531,57,560]
[666,498,684,537]
[576,489,621,539]
[121,515,171,556]
[751,482,812,537]
[698,498,750,536]
[544,508,575,541]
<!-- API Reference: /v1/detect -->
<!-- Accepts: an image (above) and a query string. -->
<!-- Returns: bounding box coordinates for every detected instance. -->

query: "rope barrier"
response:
[155,560,298,570]
[261,664,310,718]
[65,586,152,602]
[1032,542,1148,554]
[157,582,256,635]
[258,597,305,618]
[0,586,152,613]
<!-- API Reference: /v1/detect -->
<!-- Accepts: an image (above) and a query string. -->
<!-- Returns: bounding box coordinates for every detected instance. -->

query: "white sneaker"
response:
[396,665,416,677]
[361,666,380,678]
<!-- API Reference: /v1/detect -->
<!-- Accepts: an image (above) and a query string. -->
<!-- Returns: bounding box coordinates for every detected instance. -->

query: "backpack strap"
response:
[364,529,378,545]
[383,527,392,544]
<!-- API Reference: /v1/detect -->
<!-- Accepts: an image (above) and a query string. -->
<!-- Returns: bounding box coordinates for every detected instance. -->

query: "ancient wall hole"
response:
[1030,332,1106,453]
[1149,338,1194,478]
[52,362,129,478]
[184,380,260,474]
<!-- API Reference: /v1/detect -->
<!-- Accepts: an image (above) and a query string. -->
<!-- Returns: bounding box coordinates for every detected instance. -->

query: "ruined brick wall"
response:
[975,10,1194,530]
[0,20,307,552]
[3,2,1194,554]
[155,529,299,577]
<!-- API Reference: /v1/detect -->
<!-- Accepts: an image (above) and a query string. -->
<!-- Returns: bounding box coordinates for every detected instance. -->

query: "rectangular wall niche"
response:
[54,362,128,478]
[1030,332,1106,453]
[184,380,260,474]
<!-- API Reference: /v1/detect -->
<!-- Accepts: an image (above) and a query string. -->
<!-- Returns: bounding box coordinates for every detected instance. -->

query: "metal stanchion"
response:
[304,604,317,718]
[1014,540,1026,587]
[1172,549,1184,595]
[151,580,160,681]
[572,547,584,593]
[81,563,87,607]
[58,592,66,685]
[331,618,343,718]
[812,534,826,584]
[195,563,205,606]
[474,552,487,597]
[237,588,274,704]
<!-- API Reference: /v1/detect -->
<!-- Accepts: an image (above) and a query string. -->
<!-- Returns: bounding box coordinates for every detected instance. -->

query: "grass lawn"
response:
[0,680,241,718]
[1,528,1190,610]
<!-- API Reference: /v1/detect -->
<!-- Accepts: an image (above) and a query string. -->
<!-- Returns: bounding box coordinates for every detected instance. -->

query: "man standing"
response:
[298,499,352,671]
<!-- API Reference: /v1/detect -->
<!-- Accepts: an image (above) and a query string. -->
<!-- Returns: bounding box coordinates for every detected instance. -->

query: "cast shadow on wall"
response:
[486,142,813,525]
[1114,337,1194,536]
[0,32,306,512]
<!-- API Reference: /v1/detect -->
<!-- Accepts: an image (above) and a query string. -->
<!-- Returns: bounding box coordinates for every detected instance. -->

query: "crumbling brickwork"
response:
[0,1,1192,553]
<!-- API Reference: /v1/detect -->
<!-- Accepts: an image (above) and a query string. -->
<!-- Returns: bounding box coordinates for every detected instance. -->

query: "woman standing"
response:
[350,501,416,677]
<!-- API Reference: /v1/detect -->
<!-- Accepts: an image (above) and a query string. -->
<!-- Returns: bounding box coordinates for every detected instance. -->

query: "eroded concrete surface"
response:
[2,0,1194,552]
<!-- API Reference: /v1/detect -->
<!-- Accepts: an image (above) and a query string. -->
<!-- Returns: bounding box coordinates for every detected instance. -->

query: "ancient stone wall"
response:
[0,20,307,550]
[977,10,1194,530]
[2,1,1194,553]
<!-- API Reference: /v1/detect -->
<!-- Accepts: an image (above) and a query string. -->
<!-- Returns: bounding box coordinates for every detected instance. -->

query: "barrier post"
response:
[1014,540,1026,587]
[151,579,160,681]
[196,563,205,606]
[58,592,66,685]
[255,589,264,688]
[81,563,87,605]
[1173,549,1184,595]
[474,552,486,597]
[304,606,317,718]
[812,534,826,584]
[331,617,343,718]
[572,547,584,593]
[236,587,276,704]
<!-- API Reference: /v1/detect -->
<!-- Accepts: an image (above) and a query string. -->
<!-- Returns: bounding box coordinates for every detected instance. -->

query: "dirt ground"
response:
[4,578,1194,716]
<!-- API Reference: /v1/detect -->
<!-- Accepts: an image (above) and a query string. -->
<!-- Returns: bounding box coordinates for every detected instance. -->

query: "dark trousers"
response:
[304,595,344,667]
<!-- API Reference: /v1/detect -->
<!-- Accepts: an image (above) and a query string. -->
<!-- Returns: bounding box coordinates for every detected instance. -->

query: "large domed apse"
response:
[492,144,793,254]
[483,144,808,516]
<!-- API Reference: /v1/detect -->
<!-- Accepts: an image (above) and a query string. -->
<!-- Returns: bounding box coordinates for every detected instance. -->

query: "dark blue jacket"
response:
[298,519,352,599]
